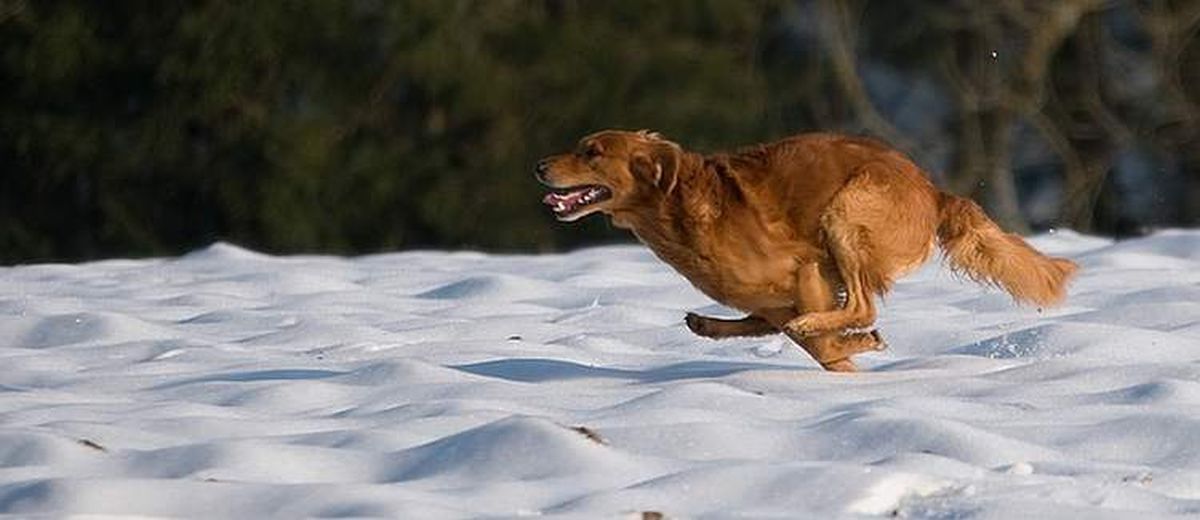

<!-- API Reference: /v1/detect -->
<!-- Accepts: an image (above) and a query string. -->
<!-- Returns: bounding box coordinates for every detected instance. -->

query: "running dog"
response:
[536,130,1077,371]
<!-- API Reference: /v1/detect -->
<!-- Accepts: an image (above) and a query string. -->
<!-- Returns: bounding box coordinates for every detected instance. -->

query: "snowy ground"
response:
[1,230,1199,518]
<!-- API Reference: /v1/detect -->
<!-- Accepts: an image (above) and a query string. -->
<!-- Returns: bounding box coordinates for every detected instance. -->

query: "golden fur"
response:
[536,130,1078,371]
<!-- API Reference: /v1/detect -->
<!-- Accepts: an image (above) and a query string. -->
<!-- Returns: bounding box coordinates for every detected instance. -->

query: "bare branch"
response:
[818,0,918,153]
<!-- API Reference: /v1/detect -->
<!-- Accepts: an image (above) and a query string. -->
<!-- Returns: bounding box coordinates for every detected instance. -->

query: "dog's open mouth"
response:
[542,185,612,220]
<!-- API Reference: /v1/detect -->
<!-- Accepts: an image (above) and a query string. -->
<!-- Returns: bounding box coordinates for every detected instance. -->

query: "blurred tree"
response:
[1,0,785,261]
[1,0,1197,263]
[840,0,1199,234]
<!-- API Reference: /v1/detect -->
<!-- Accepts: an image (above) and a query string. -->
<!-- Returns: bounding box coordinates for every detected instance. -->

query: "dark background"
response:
[3,0,1199,263]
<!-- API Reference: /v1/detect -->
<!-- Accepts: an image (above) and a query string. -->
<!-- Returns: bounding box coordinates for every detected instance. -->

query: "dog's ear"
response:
[631,141,681,195]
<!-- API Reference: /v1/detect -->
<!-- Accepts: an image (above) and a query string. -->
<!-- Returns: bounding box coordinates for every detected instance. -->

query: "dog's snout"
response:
[535,159,551,182]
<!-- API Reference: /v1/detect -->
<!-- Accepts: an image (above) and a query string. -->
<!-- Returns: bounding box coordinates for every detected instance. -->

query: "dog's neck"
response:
[611,152,745,249]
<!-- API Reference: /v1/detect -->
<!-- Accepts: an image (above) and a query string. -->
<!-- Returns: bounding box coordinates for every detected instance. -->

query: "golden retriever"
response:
[536,130,1078,371]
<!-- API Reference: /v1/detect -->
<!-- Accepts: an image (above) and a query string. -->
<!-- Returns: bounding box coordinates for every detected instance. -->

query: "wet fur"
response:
[537,130,1078,372]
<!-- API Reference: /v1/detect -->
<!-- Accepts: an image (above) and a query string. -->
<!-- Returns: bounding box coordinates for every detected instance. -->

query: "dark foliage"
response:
[2,1,1196,262]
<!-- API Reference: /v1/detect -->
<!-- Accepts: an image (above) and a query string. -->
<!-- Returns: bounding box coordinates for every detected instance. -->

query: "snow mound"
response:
[3,230,1200,517]
[385,416,644,483]
[8,312,177,349]
[416,274,563,301]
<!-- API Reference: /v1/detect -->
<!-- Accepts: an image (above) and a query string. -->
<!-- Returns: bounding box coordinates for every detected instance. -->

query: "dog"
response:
[536,130,1078,371]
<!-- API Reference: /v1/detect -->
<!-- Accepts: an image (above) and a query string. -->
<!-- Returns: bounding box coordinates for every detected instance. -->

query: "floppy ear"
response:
[631,142,681,195]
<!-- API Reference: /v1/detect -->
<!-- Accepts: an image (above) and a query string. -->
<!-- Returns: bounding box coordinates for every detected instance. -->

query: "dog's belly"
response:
[659,248,799,312]
[632,211,818,314]
[696,276,794,312]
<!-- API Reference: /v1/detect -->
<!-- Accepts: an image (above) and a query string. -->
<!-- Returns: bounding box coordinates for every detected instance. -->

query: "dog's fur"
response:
[536,130,1078,371]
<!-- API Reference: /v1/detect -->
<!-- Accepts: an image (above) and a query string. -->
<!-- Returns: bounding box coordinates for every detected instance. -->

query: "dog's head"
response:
[535,129,683,222]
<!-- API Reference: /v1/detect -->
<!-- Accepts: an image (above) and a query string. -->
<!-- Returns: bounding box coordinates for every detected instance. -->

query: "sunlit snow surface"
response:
[2,231,1200,518]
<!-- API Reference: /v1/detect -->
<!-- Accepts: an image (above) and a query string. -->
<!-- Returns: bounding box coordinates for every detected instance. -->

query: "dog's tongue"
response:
[542,188,588,213]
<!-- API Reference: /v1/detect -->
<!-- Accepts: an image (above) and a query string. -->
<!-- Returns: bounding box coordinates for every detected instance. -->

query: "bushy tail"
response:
[937,194,1078,306]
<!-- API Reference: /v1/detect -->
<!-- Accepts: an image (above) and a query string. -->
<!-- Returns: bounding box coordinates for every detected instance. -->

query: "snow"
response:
[2,230,1200,518]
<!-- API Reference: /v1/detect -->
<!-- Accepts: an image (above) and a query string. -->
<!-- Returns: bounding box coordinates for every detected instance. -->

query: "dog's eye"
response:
[582,145,602,159]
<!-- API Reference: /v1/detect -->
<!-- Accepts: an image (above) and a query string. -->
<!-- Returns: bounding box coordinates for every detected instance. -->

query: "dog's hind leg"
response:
[786,167,917,337]
[787,161,939,338]
[786,228,878,335]
[685,313,776,339]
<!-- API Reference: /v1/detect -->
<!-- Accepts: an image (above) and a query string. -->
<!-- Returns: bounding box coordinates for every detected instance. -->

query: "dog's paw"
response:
[788,313,877,337]
[783,315,819,337]
[819,357,858,372]
[684,312,709,337]
[840,329,887,353]
[869,329,887,351]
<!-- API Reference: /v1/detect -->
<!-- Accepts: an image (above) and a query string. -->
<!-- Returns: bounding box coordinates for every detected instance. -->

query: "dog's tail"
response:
[937,193,1078,306]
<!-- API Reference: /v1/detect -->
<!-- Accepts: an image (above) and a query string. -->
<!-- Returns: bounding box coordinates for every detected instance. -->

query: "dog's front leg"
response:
[785,256,880,334]
[685,313,777,339]
[756,307,857,371]
[774,261,883,371]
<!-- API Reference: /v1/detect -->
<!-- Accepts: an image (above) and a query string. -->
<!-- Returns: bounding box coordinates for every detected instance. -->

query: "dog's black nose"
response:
[535,160,551,182]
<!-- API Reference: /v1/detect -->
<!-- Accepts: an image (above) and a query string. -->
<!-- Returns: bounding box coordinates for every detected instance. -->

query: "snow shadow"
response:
[451,358,804,383]
[151,368,346,390]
